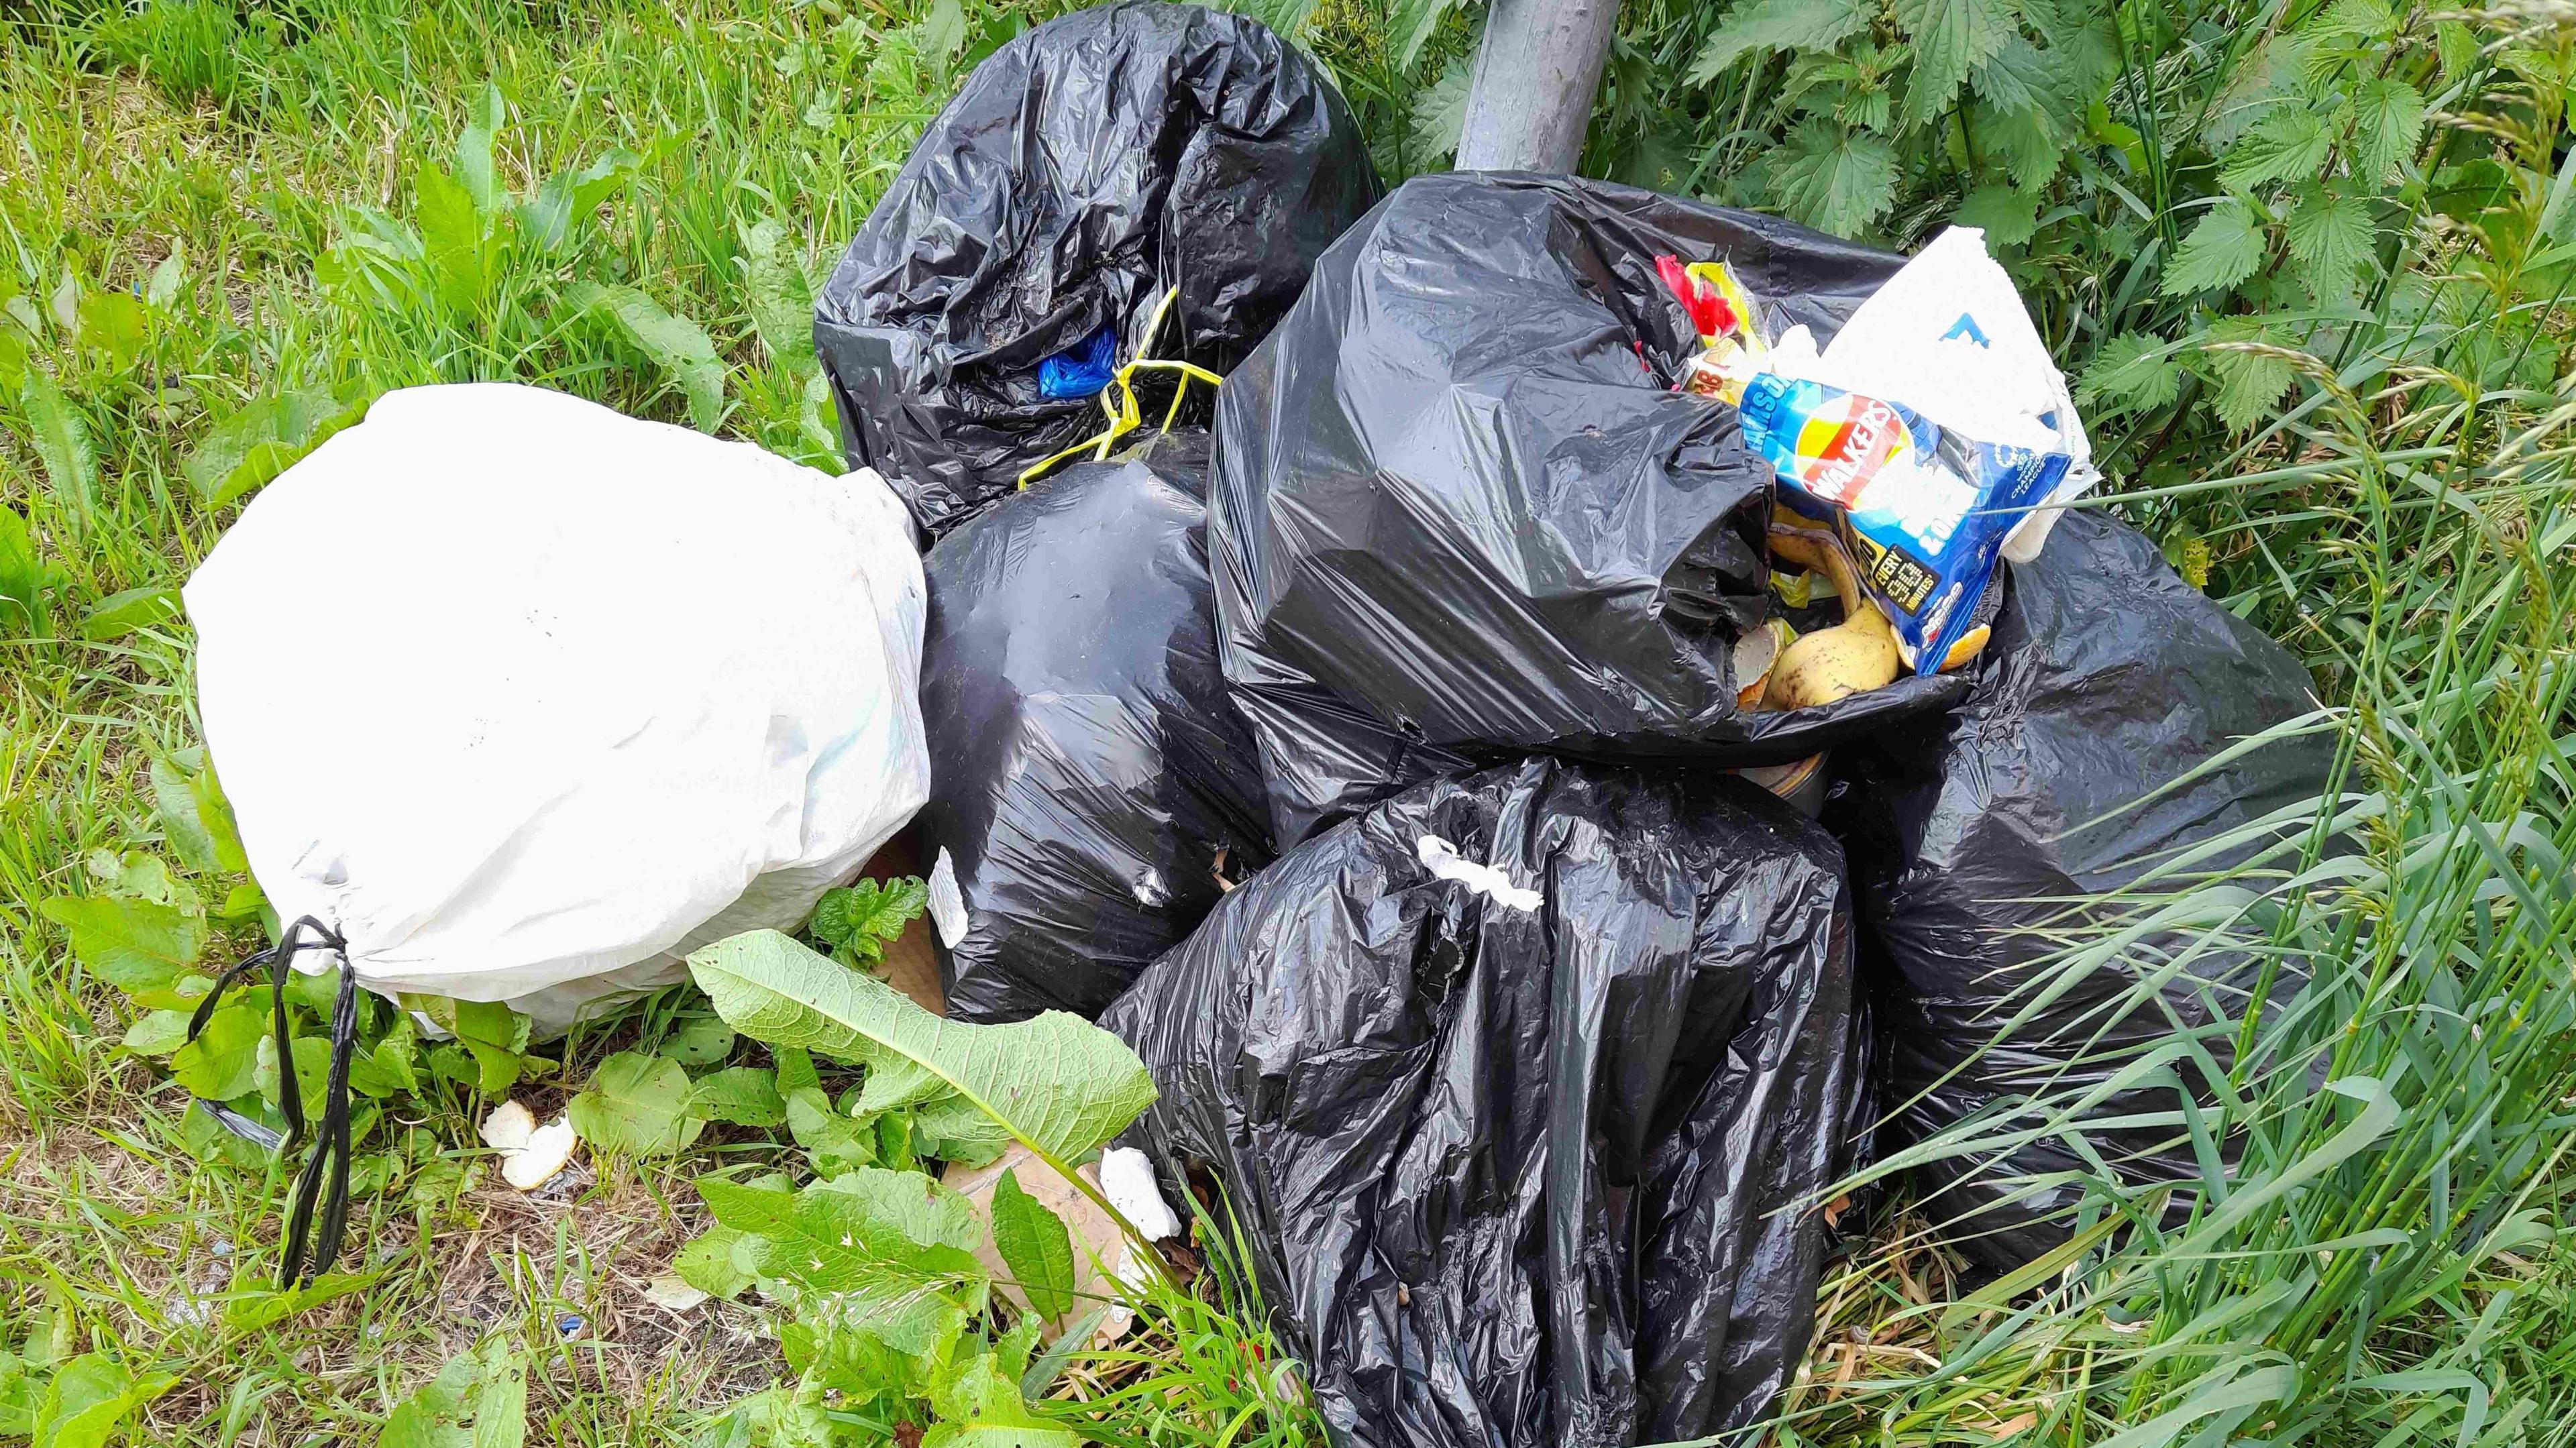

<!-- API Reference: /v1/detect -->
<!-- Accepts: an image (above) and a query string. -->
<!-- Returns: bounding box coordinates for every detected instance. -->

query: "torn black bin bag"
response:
[815,0,1381,538]
[1102,756,1865,1448]
[917,429,1273,1023]
[1208,170,1970,846]
[1829,510,2331,1274]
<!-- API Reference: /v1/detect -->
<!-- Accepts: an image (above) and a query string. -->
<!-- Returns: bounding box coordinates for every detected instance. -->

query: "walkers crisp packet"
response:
[1737,372,2067,674]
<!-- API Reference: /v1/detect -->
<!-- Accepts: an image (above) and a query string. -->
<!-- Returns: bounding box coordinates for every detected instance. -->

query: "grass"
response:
[5,0,2575,1444]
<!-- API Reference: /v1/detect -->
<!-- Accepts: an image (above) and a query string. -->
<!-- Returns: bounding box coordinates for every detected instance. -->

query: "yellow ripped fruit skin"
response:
[1764,600,1901,709]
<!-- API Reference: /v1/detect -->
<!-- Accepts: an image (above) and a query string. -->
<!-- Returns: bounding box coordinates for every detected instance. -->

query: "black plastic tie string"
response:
[181,915,359,1286]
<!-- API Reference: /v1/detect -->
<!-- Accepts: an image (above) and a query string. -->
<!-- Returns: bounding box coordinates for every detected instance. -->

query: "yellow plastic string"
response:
[1016,286,1225,488]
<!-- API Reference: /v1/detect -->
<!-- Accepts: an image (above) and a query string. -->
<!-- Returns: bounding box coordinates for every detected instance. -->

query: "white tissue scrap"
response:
[1100,1147,1181,1241]
[1415,834,1542,912]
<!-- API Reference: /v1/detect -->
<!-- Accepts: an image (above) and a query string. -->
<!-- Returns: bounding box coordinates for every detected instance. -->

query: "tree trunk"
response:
[1453,0,1621,174]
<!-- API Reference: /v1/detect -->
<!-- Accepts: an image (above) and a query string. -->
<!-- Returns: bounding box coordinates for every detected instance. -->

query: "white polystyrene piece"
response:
[1099,1146,1181,1241]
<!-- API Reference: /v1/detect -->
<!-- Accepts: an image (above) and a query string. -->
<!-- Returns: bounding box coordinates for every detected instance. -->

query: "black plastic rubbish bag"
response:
[1102,756,1866,1448]
[916,430,1272,1023]
[1831,510,2331,1272]
[816,0,1381,538]
[1210,171,1971,845]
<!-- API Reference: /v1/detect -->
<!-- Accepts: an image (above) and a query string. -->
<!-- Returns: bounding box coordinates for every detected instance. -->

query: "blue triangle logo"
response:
[1942,313,1991,347]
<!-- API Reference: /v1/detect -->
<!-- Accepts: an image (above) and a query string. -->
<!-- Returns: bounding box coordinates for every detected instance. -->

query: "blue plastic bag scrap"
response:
[1037,324,1118,400]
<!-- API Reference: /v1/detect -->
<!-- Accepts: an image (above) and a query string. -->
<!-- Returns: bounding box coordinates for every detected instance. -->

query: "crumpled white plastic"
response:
[1766,225,2100,563]
[1415,834,1543,912]
[186,383,930,1034]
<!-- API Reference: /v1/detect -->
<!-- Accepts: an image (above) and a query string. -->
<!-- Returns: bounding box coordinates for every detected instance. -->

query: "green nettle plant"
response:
[674,929,1163,1447]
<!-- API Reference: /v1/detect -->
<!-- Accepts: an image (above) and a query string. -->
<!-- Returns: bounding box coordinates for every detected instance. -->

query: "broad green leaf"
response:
[689,930,1156,1174]
[814,1164,981,1254]
[568,1050,704,1156]
[659,1012,737,1068]
[515,149,637,254]
[2221,104,2332,190]
[775,1044,820,1094]
[258,1033,334,1115]
[700,1173,986,1350]
[376,1351,477,1448]
[1894,0,2012,129]
[80,585,179,641]
[350,1013,421,1099]
[222,1271,372,1331]
[120,1009,191,1057]
[2284,186,2376,302]
[88,849,177,904]
[456,85,504,215]
[2307,0,2394,42]
[856,1052,947,1115]
[145,242,186,309]
[2024,0,2119,111]
[152,755,247,875]
[183,388,366,508]
[0,1362,36,1439]
[172,1003,267,1101]
[989,1169,1076,1321]
[739,217,814,370]
[0,506,50,639]
[403,995,531,1093]
[799,368,841,469]
[414,162,488,315]
[32,1353,175,1448]
[1389,0,1456,69]
[1405,62,1469,166]
[470,1339,526,1448]
[1689,0,1868,82]
[923,1332,1075,1448]
[811,877,926,964]
[875,1107,920,1171]
[565,282,725,433]
[2434,21,2478,81]
[17,371,98,520]
[1220,0,1318,41]
[2204,315,2300,433]
[692,1066,786,1126]
[914,1092,1012,1167]
[2345,78,2425,184]
[784,1085,874,1174]
[1975,102,2067,191]
[74,292,145,371]
[2076,331,2182,415]
[2161,201,2267,296]
[40,894,204,993]
[1968,36,2047,113]
[1955,184,2039,246]
[674,1223,759,1300]
[919,0,968,61]
[1768,119,1898,239]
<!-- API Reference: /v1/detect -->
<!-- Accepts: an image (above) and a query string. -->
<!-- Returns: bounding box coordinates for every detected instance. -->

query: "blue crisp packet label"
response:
[1739,372,2066,673]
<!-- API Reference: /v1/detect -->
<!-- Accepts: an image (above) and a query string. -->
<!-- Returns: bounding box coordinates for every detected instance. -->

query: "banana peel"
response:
[1764,600,1901,709]
[1768,506,1996,675]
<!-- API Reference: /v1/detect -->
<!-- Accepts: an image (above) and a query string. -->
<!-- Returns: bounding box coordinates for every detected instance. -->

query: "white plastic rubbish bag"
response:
[1767,225,2098,562]
[185,383,931,1034]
